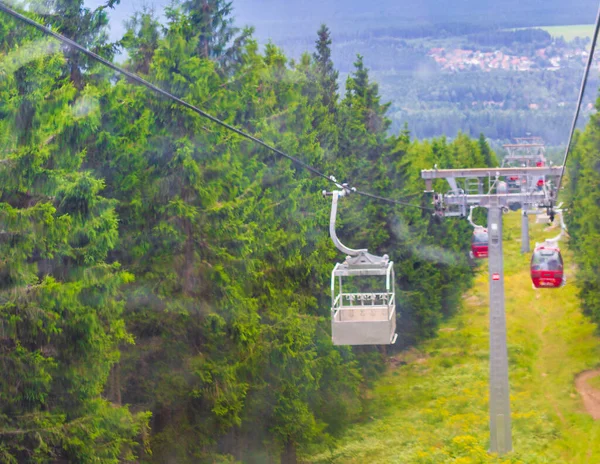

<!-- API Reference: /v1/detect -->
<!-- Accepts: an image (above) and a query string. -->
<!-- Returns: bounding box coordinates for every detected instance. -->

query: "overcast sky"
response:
[83,0,599,52]
[85,0,330,44]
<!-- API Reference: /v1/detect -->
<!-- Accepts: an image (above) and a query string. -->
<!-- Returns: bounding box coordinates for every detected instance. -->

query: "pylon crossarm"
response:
[421,166,561,179]
[443,192,548,207]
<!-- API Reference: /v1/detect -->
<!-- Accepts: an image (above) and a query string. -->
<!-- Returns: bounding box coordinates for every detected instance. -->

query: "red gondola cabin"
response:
[530,245,564,288]
[471,228,488,259]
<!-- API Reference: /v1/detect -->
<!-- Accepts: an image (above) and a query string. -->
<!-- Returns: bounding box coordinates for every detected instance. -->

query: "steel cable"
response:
[0,1,433,211]
[557,1,600,192]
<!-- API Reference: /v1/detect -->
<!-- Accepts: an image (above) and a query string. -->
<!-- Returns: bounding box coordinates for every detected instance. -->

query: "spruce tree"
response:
[478,132,497,166]
[180,0,253,75]
[0,15,148,460]
[121,7,161,74]
[313,24,338,114]
[345,55,391,135]
[35,0,119,88]
[0,3,502,461]
[565,107,600,324]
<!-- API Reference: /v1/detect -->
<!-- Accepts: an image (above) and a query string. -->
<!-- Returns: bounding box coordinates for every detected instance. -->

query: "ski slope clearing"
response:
[309,212,600,463]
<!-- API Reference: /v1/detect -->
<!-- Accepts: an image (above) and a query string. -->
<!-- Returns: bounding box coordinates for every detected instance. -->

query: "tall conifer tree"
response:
[121,8,161,74]
[313,24,338,114]
[478,132,497,166]
[181,0,252,75]
[35,0,119,88]
[0,13,149,461]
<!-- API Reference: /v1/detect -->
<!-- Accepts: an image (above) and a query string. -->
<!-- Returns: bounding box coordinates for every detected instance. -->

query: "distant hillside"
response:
[232,0,599,42]
[92,0,599,44]
[85,0,598,148]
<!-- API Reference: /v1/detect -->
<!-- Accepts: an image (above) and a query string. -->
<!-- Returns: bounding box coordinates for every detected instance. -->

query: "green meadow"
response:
[308,212,600,463]
[537,24,594,42]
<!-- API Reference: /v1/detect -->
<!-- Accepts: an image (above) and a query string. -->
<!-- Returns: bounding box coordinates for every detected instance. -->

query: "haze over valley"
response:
[83,0,600,149]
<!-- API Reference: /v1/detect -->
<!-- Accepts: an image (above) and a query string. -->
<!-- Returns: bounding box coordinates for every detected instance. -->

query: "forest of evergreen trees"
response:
[0,1,501,463]
[566,99,600,330]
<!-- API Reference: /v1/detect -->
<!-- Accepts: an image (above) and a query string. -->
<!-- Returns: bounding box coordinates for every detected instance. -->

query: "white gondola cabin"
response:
[331,255,396,345]
[325,187,397,345]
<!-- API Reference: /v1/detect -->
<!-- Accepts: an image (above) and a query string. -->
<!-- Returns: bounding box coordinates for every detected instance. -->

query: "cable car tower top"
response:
[502,137,547,167]
[421,165,561,216]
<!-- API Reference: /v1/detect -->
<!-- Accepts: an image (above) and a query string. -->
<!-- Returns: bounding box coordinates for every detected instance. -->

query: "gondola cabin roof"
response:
[534,245,560,253]
[332,261,392,277]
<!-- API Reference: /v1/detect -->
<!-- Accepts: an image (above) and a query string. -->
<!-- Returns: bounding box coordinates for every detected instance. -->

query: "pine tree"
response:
[478,132,497,166]
[120,7,161,74]
[0,16,149,460]
[180,0,253,75]
[35,0,119,88]
[313,24,338,114]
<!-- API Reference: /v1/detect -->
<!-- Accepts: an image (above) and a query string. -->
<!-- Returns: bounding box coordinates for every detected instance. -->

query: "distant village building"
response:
[428,44,586,73]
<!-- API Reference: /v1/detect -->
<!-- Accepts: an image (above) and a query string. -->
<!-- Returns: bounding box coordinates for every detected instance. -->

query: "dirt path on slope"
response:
[575,369,600,420]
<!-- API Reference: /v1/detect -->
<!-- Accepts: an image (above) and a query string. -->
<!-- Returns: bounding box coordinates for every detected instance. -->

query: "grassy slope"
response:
[513,24,595,41]
[309,212,600,463]
[538,25,595,41]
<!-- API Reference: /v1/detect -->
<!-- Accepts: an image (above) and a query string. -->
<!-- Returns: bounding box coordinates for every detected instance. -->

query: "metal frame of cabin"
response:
[330,260,397,345]
[325,186,398,346]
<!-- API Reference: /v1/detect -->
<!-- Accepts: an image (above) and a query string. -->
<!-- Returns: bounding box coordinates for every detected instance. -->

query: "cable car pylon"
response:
[421,162,562,456]
[324,179,397,346]
[502,137,550,253]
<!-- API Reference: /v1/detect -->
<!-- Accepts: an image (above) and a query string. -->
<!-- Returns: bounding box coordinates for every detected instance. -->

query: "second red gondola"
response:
[471,228,488,259]
[530,245,564,288]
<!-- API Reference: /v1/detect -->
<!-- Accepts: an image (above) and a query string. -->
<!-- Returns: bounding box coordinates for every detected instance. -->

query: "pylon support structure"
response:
[501,138,550,253]
[521,208,530,253]
[487,199,511,453]
[421,164,561,456]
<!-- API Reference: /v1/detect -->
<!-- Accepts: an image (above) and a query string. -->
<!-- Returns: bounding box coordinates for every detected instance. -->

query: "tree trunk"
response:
[69,53,83,90]
[183,219,196,295]
[280,440,297,464]
[108,363,122,405]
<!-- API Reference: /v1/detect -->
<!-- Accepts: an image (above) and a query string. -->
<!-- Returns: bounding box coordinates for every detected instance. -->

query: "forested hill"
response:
[87,0,599,149]
[566,93,600,326]
[0,2,498,463]
[231,0,599,42]
[91,0,599,43]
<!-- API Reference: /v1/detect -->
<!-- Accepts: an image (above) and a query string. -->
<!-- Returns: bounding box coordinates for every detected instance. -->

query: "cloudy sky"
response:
[85,0,339,44]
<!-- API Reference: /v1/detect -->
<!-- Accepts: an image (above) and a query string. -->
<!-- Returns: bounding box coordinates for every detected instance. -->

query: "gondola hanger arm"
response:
[323,177,389,266]
[323,178,365,257]
[468,205,485,229]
